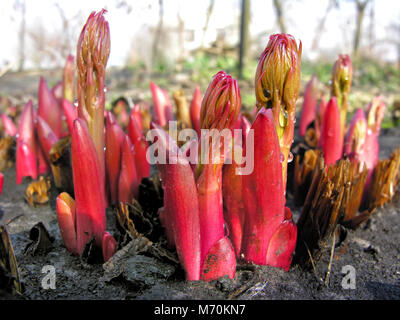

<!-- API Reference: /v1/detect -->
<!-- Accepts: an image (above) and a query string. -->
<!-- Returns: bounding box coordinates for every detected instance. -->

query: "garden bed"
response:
[1,125,399,300]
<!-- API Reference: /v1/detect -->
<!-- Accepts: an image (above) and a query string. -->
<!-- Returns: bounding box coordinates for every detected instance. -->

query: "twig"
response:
[325,231,336,286]
[304,240,323,284]
[227,266,256,300]
[227,283,252,300]
[6,214,24,226]
[246,281,268,298]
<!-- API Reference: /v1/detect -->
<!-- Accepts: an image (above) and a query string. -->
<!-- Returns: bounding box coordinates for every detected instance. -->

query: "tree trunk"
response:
[312,0,337,51]
[353,0,370,58]
[152,0,164,68]
[177,7,185,70]
[201,0,215,50]
[367,0,375,55]
[238,0,250,79]
[17,0,26,72]
[273,0,286,34]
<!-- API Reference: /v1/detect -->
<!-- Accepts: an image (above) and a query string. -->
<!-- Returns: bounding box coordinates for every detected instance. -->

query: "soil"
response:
[0,69,399,300]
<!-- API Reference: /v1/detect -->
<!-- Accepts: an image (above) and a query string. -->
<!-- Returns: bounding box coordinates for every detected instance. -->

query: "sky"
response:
[0,0,399,69]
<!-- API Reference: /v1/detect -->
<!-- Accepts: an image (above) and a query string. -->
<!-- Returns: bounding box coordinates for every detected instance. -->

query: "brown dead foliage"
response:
[295,158,372,267]
[49,136,74,196]
[0,136,15,171]
[25,176,51,207]
[364,147,400,209]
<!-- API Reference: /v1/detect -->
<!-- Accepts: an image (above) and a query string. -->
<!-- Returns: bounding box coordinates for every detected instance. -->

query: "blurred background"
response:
[0,0,399,124]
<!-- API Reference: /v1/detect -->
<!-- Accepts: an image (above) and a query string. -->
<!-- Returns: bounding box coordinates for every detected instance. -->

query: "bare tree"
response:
[152,0,164,67]
[312,0,339,51]
[238,0,250,79]
[27,6,84,69]
[55,3,74,59]
[28,21,51,69]
[353,0,370,58]
[177,5,185,64]
[201,0,215,49]
[387,21,400,69]
[13,0,26,71]
[273,0,286,33]
[367,0,375,55]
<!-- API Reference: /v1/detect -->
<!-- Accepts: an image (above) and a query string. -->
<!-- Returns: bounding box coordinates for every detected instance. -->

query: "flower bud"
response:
[255,34,301,119]
[331,54,353,136]
[255,34,302,187]
[200,71,241,131]
[76,9,110,175]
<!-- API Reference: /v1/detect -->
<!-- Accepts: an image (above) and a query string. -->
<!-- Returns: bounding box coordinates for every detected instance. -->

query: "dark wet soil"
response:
[0,126,398,300]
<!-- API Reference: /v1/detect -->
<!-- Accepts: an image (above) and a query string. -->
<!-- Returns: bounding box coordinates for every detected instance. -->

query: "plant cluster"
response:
[0,9,399,287]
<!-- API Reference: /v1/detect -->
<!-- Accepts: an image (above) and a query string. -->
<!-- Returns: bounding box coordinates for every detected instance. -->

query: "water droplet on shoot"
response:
[279,108,288,128]
[287,152,294,163]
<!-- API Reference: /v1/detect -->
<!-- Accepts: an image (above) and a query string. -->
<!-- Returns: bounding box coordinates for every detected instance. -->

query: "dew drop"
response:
[280,153,285,163]
[278,107,289,128]
[287,152,294,163]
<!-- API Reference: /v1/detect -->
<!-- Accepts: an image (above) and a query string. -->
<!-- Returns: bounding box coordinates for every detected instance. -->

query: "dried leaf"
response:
[339,161,369,228]
[304,127,318,148]
[115,202,140,239]
[25,176,51,207]
[365,147,400,209]
[294,149,320,206]
[0,136,15,171]
[0,225,23,295]
[49,136,74,195]
[24,222,54,256]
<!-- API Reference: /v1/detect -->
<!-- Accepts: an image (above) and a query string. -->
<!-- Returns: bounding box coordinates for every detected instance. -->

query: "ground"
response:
[0,68,399,300]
